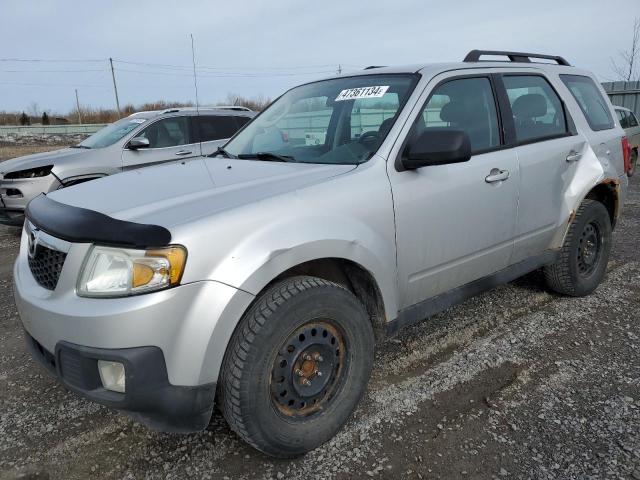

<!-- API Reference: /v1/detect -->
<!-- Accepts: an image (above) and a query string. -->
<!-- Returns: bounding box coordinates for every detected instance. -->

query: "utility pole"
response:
[337,64,342,75]
[109,57,121,118]
[75,89,82,124]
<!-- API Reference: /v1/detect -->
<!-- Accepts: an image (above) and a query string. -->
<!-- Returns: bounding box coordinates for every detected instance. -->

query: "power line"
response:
[0,68,107,73]
[0,81,109,88]
[0,58,105,63]
[114,68,338,78]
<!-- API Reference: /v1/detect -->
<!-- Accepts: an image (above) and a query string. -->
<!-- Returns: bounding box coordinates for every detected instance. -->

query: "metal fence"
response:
[602,81,640,116]
[0,123,107,136]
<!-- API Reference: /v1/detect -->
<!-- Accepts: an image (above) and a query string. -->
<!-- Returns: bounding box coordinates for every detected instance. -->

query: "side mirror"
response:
[401,130,471,170]
[127,137,150,150]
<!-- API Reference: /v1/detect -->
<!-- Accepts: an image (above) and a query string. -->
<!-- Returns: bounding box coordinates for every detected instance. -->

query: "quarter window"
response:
[560,75,614,131]
[502,75,567,143]
[415,77,500,153]
[137,116,190,148]
[629,111,639,127]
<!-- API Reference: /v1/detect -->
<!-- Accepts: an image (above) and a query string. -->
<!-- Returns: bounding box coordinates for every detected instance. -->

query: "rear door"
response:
[196,115,248,156]
[559,75,624,177]
[498,73,588,262]
[121,115,199,169]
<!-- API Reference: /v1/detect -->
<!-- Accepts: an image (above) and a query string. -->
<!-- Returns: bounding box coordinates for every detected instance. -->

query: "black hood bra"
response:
[26,194,171,248]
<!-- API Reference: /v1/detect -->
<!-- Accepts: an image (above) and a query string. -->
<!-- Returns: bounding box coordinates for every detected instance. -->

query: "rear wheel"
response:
[544,199,611,296]
[219,276,374,457]
[628,148,638,177]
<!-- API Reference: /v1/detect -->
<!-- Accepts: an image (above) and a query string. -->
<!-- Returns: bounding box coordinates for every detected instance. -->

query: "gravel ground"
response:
[0,173,639,480]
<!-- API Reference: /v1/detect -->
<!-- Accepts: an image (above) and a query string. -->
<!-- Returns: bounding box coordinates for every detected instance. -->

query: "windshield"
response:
[78,117,147,149]
[224,74,417,164]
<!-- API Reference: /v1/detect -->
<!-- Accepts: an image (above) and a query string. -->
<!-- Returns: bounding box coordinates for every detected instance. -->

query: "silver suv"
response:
[0,107,255,226]
[13,50,629,457]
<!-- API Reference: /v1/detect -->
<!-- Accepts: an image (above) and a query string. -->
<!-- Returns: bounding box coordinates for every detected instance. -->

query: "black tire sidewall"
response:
[629,149,637,177]
[227,281,374,457]
[566,201,612,296]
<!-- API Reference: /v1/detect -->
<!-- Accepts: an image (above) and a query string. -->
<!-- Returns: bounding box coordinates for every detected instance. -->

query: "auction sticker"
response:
[335,85,389,101]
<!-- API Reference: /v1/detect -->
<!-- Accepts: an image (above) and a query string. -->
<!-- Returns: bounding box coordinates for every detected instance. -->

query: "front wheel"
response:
[219,276,374,457]
[544,199,612,296]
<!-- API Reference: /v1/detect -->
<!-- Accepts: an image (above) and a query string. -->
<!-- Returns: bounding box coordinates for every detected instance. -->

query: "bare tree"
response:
[27,101,40,119]
[611,17,640,82]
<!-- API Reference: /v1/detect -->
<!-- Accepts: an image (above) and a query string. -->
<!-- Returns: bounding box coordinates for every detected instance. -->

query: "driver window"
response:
[136,116,190,149]
[416,77,500,153]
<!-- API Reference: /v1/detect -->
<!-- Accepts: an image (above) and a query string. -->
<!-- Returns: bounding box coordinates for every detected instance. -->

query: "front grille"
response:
[28,244,67,290]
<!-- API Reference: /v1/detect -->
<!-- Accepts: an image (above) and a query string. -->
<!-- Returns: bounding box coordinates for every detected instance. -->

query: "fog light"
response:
[98,360,126,393]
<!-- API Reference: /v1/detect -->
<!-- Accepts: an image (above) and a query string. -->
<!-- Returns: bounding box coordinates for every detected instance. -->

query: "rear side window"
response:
[630,111,639,127]
[235,116,251,129]
[502,75,567,144]
[415,77,500,153]
[560,75,614,131]
[197,116,241,142]
[618,110,630,128]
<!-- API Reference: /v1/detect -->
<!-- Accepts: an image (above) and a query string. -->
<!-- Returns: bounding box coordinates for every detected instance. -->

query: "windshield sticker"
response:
[335,86,390,102]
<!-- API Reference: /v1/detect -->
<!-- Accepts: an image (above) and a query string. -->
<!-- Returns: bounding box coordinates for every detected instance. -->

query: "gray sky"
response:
[1,0,638,114]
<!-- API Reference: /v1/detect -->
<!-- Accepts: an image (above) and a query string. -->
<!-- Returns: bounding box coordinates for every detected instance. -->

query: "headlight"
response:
[78,245,187,297]
[4,165,53,179]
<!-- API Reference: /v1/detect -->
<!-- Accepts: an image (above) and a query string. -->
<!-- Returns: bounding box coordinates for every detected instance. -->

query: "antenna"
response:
[190,34,200,114]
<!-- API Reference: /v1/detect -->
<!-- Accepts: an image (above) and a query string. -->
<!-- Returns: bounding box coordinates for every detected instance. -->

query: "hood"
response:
[0,147,92,175]
[48,158,357,229]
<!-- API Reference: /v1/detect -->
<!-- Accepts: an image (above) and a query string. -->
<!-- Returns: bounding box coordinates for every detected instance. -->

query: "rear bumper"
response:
[26,332,216,432]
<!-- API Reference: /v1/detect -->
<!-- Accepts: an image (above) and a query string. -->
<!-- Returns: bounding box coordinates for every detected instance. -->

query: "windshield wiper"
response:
[70,145,91,149]
[209,146,235,158]
[237,152,296,162]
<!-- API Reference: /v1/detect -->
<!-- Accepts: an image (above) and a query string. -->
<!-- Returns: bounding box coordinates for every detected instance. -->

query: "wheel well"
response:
[271,258,387,338]
[584,181,618,228]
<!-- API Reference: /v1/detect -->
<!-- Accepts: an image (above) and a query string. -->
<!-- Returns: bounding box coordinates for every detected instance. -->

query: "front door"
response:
[388,73,519,309]
[121,115,199,169]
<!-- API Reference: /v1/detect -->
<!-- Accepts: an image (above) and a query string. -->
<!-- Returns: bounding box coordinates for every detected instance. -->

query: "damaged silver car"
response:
[13,50,629,457]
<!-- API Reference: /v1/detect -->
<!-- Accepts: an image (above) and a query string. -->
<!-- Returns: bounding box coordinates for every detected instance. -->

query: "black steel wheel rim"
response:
[577,220,602,276]
[270,320,347,419]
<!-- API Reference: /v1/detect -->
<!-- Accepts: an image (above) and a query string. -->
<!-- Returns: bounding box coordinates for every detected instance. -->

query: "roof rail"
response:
[364,65,386,70]
[214,105,252,112]
[162,108,180,114]
[463,50,570,66]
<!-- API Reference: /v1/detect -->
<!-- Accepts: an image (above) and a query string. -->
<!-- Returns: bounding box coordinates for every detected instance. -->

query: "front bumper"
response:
[26,332,216,432]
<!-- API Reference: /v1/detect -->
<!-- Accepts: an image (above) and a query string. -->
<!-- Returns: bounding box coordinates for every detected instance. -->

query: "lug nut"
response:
[304,354,312,361]
[313,353,324,362]
[302,379,311,386]
[316,371,323,377]
[295,369,305,377]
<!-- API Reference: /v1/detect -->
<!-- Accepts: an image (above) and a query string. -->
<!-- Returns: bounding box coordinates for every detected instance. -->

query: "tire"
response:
[544,199,612,296]
[219,275,375,457]
[628,149,638,177]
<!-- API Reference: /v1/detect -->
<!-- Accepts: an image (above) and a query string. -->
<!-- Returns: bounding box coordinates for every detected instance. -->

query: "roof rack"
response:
[463,50,570,66]
[213,105,252,112]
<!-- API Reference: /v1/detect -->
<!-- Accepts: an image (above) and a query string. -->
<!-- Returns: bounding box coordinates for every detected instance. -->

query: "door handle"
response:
[175,150,192,156]
[485,168,510,183]
[566,151,582,162]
